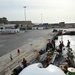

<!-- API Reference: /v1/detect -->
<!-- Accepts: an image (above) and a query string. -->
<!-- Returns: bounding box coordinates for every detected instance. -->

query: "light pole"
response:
[23,6,27,32]
[41,14,43,25]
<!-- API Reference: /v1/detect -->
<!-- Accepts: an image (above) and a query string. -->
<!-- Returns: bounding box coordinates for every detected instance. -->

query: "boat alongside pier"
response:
[18,30,75,75]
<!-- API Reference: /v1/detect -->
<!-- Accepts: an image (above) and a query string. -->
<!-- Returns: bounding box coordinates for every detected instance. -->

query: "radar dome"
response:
[19,63,66,75]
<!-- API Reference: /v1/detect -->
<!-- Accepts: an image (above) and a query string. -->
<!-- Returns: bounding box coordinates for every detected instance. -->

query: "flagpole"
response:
[61,30,63,42]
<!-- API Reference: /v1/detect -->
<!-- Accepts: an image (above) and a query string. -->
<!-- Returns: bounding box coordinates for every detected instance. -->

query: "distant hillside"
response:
[0,17,35,26]
[0,17,8,24]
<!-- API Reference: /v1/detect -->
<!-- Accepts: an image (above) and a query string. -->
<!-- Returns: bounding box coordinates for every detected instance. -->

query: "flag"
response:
[62,31,66,34]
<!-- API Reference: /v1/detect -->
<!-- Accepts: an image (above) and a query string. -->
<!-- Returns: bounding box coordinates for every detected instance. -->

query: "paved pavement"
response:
[0,30,53,56]
[0,32,56,75]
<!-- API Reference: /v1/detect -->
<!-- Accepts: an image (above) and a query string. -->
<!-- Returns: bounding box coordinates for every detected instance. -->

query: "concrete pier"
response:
[0,32,56,75]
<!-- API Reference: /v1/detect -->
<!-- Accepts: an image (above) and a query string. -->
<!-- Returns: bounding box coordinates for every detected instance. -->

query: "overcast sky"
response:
[0,0,75,23]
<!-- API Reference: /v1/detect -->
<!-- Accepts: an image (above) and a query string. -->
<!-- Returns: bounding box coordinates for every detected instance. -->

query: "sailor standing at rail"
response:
[52,40,55,51]
[59,41,63,55]
[22,56,27,68]
[67,40,70,48]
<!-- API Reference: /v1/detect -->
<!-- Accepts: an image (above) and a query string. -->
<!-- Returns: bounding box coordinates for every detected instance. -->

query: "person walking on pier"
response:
[10,54,13,61]
[17,49,20,55]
